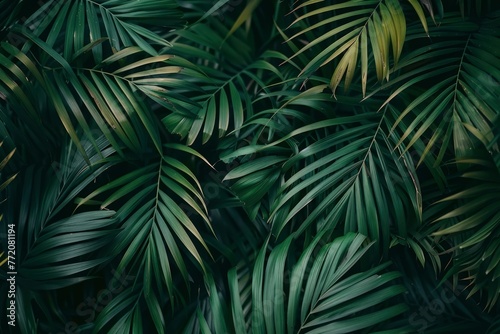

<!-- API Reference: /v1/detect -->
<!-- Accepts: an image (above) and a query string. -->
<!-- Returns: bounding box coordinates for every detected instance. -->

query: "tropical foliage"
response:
[0,0,499,333]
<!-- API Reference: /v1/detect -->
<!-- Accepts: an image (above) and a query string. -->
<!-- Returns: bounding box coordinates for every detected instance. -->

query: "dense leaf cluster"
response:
[0,0,499,333]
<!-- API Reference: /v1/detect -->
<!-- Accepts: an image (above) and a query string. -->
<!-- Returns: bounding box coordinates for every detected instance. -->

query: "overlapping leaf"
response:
[432,158,500,310]
[284,0,428,96]
[0,134,117,286]
[0,0,23,36]
[17,0,183,58]
[0,134,117,333]
[163,20,285,144]
[2,36,203,157]
[78,143,213,308]
[223,93,422,252]
[0,41,64,160]
[370,12,500,166]
[393,249,496,333]
[185,233,409,333]
[1,0,500,332]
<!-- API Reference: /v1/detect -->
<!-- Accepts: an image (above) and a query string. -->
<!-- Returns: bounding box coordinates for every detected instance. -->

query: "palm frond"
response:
[284,0,428,96]
[0,0,23,37]
[2,0,500,331]
[370,11,500,166]
[0,133,117,333]
[92,284,151,333]
[78,143,213,304]
[222,90,421,253]
[0,41,64,160]
[163,19,285,145]
[17,0,183,58]
[187,233,408,333]
[393,249,496,333]
[2,34,206,157]
[431,157,500,310]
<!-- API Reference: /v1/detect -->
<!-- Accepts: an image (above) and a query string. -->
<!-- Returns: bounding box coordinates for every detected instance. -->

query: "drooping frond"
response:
[370,11,500,166]
[222,89,421,253]
[184,233,409,333]
[432,157,500,310]
[78,143,213,313]
[284,0,428,96]
[162,19,286,145]
[15,0,183,58]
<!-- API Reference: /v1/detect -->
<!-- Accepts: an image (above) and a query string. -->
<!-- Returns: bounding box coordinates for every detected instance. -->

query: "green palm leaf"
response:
[2,0,500,332]
[0,0,23,36]
[370,12,500,165]
[222,89,421,252]
[188,233,408,333]
[0,133,117,333]
[18,0,183,58]
[0,41,63,160]
[2,33,204,157]
[393,249,496,333]
[2,133,117,285]
[284,0,428,96]
[0,141,16,199]
[432,157,500,310]
[163,20,285,144]
[78,143,212,303]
